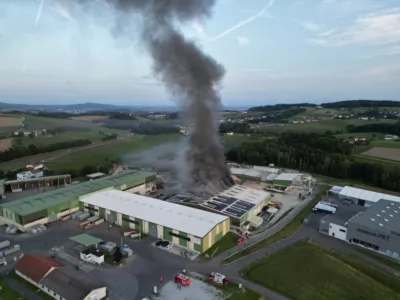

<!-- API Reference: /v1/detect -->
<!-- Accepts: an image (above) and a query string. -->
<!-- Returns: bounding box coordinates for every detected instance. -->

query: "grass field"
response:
[222,189,326,264]
[361,147,400,162]
[221,134,269,146]
[254,119,398,134]
[0,138,12,151]
[0,279,27,299]
[46,134,181,172]
[203,232,238,258]
[0,116,22,127]
[242,240,400,300]
[23,115,101,130]
[358,249,400,273]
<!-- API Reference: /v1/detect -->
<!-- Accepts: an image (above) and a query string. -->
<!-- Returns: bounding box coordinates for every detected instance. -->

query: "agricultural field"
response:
[69,115,108,122]
[242,240,400,300]
[45,134,181,172]
[23,115,101,130]
[361,147,400,162]
[253,118,398,134]
[0,116,22,127]
[220,134,269,146]
[0,138,13,151]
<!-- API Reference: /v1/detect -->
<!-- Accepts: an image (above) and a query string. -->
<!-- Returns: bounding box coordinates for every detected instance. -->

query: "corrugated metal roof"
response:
[5,174,71,184]
[81,190,229,238]
[1,170,155,216]
[339,186,400,204]
[266,173,279,181]
[274,173,300,181]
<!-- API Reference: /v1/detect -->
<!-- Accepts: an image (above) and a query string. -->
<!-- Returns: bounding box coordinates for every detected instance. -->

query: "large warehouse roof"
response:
[339,186,400,204]
[349,199,400,233]
[274,173,299,181]
[202,185,270,218]
[80,190,229,238]
[1,170,155,216]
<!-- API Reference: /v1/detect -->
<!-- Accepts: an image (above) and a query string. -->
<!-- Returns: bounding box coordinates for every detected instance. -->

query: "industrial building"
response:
[319,199,400,260]
[80,189,230,253]
[338,186,400,207]
[229,166,281,181]
[0,170,156,231]
[347,199,400,259]
[201,185,271,226]
[273,173,301,187]
[3,174,72,193]
[15,253,107,300]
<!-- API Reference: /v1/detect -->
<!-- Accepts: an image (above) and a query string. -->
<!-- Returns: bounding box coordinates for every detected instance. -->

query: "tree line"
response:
[0,139,91,163]
[321,100,400,108]
[225,132,400,191]
[98,119,180,135]
[347,122,400,136]
[248,103,313,112]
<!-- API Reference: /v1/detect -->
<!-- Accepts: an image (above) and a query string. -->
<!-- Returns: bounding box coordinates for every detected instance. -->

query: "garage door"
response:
[48,214,57,222]
[148,222,158,237]
[106,213,114,223]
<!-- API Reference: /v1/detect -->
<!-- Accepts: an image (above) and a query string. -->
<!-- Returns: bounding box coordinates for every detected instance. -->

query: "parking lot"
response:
[0,220,193,300]
[305,194,366,230]
[151,240,200,261]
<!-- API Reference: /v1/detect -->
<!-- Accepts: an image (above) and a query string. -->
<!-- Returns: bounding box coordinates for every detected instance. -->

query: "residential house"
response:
[15,254,107,300]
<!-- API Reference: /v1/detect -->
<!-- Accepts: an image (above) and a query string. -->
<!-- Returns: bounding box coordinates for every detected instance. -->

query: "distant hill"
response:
[248,100,400,112]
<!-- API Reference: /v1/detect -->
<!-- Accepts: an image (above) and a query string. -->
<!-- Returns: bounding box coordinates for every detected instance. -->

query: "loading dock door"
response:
[358,200,365,206]
[48,214,57,222]
[148,222,158,238]
[106,213,114,224]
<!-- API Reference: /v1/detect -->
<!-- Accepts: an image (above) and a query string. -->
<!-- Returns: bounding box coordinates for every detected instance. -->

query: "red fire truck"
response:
[174,273,191,286]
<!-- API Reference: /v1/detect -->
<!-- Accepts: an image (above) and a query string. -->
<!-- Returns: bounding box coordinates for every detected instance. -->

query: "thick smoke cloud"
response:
[76,0,234,197]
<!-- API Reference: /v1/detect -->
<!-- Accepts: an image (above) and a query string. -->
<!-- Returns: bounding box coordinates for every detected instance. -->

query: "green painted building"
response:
[273,173,300,187]
[0,170,156,231]
[80,189,230,253]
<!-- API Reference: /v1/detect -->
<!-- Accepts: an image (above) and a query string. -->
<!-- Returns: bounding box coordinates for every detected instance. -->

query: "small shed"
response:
[70,234,103,251]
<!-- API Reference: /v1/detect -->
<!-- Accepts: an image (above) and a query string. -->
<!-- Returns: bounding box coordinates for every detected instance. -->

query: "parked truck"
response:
[0,245,20,257]
[313,202,336,214]
[0,241,10,250]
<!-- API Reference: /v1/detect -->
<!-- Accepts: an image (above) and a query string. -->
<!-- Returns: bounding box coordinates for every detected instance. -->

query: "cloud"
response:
[309,7,400,46]
[300,21,322,31]
[236,36,250,46]
[361,64,400,77]
[361,45,400,58]
[51,2,72,20]
[210,0,277,42]
[307,38,328,46]
[323,0,337,4]
[318,29,336,37]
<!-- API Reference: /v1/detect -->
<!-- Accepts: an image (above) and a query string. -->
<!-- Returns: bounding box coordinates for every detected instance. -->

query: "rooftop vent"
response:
[371,218,375,221]
[390,214,394,217]
[379,223,383,227]
[377,214,380,217]
[391,202,395,205]
[384,218,388,222]
[382,210,386,213]
[386,206,390,209]
[395,210,399,213]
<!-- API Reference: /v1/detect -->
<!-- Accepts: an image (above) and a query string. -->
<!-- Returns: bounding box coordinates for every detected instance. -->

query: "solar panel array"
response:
[202,194,255,218]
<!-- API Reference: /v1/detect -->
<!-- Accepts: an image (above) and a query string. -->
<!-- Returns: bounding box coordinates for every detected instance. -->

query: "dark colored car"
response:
[155,240,163,247]
[161,241,170,247]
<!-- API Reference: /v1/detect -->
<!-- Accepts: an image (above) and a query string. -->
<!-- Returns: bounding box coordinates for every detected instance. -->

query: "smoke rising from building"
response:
[76,0,234,197]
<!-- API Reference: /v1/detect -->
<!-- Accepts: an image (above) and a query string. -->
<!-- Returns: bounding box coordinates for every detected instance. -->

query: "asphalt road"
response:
[0,140,119,170]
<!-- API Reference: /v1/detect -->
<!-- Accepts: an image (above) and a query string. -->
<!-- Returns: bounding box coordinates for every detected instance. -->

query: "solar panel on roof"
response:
[224,207,247,217]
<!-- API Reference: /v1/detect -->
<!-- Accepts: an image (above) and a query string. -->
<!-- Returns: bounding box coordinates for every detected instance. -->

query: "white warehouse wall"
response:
[328,223,347,241]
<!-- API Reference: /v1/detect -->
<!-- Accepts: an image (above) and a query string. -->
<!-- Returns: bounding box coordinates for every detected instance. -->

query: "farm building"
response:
[80,189,230,253]
[201,185,271,226]
[338,186,400,207]
[4,174,72,193]
[0,170,156,231]
[15,253,107,300]
[347,199,400,260]
[273,173,301,187]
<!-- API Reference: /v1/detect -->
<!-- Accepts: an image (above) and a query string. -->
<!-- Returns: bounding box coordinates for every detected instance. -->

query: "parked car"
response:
[161,241,170,247]
[155,240,163,247]
[165,243,173,250]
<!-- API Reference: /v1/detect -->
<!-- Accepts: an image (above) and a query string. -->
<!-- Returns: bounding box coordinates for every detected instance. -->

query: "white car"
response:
[165,243,173,250]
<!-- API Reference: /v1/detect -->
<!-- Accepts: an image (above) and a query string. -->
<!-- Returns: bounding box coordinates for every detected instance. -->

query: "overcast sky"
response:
[1,0,400,106]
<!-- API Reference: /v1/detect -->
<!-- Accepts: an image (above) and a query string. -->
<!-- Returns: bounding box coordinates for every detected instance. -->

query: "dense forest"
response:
[98,119,179,135]
[0,139,91,163]
[321,100,400,108]
[220,123,252,134]
[226,133,400,191]
[248,103,313,112]
[108,112,137,120]
[347,122,400,136]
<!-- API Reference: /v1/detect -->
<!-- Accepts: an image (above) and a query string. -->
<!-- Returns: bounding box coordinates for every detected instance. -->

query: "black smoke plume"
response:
[76,0,234,197]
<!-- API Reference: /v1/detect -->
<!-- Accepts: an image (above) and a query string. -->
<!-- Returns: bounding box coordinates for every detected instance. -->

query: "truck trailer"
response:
[313,202,336,214]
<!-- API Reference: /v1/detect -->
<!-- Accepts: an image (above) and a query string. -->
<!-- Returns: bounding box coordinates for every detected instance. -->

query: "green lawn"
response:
[47,134,181,172]
[358,249,400,273]
[0,279,27,300]
[203,232,239,258]
[219,282,264,300]
[222,188,327,264]
[242,240,400,300]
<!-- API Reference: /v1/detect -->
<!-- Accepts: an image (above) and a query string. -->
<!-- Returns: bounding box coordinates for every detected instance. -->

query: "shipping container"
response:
[80,221,90,228]
[94,219,104,225]
[0,241,10,250]
[87,216,100,223]
[72,211,84,219]
[131,233,141,239]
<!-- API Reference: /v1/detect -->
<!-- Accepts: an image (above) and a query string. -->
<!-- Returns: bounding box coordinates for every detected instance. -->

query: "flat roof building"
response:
[80,190,230,253]
[273,173,301,187]
[338,186,400,207]
[0,170,156,231]
[347,199,400,260]
[201,185,271,226]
